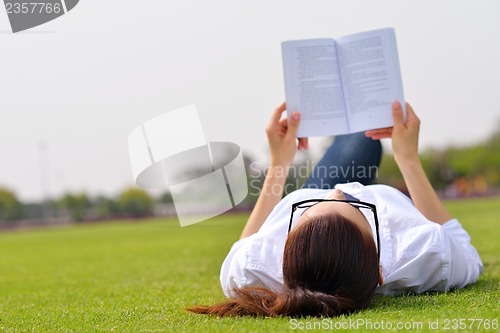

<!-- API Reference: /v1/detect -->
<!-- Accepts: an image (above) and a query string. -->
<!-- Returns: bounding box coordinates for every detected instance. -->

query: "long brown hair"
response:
[188,212,380,317]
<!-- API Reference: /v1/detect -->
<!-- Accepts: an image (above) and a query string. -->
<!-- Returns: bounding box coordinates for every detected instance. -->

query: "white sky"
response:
[1,0,499,201]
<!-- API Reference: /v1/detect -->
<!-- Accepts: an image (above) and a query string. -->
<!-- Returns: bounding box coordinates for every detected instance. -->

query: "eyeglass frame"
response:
[288,198,381,261]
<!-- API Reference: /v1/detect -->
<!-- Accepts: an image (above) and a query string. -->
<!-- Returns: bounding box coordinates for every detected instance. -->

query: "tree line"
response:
[1,124,498,226]
[378,122,500,197]
[0,187,166,227]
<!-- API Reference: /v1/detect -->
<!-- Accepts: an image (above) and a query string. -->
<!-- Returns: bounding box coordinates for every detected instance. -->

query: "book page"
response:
[282,39,349,137]
[337,28,405,133]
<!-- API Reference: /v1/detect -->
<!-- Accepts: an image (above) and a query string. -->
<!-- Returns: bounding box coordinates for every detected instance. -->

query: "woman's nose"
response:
[328,188,346,199]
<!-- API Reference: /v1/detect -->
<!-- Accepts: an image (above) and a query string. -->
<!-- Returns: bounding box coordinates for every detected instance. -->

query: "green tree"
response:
[378,120,500,191]
[118,188,154,218]
[0,187,23,223]
[94,196,120,220]
[58,193,90,222]
[158,191,173,204]
[243,154,264,206]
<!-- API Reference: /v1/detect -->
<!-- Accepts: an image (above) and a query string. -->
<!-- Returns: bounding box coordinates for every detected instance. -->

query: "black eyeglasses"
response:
[288,199,380,261]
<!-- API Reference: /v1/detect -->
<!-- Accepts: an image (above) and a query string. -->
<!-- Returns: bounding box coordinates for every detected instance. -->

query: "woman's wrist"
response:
[268,159,291,171]
[395,154,421,170]
[266,163,290,181]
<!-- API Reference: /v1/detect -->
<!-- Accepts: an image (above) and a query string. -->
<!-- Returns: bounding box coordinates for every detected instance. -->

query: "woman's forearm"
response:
[397,156,453,224]
[240,165,288,239]
[239,103,302,239]
[366,101,453,225]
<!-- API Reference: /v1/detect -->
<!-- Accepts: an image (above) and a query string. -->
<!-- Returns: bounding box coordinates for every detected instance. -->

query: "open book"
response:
[282,28,405,137]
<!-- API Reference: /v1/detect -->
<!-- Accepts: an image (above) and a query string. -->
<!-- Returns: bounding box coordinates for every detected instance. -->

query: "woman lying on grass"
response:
[189,101,483,317]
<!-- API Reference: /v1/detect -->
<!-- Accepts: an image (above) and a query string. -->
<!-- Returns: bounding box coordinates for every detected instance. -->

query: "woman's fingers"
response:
[364,100,405,140]
[365,128,393,139]
[392,100,405,129]
[284,112,301,141]
[269,102,286,126]
[298,137,309,150]
[405,103,420,132]
[278,117,288,129]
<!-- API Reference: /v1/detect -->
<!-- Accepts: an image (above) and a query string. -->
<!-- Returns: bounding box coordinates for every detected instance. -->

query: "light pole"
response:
[38,140,52,222]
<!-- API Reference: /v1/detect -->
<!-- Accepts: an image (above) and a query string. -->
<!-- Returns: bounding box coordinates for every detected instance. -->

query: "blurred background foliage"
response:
[1,124,498,227]
[379,123,500,196]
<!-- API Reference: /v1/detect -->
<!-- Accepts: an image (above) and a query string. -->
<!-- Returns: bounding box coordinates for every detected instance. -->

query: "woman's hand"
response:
[366,100,452,223]
[266,102,308,167]
[365,100,420,165]
[240,102,308,238]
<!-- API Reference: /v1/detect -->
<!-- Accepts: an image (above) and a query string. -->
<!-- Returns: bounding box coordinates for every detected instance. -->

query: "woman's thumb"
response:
[286,112,301,138]
[392,100,404,128]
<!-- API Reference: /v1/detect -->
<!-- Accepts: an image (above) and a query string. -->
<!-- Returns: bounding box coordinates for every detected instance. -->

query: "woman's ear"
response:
[378,266,384,286]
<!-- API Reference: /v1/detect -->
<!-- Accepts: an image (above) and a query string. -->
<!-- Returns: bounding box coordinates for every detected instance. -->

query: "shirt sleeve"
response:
[219,236,284,298]
[376,218,483,295]
[219,238,250,297]
[441,219,484,289]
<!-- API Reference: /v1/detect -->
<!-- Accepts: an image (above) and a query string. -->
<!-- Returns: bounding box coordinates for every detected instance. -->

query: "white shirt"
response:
[220,182,483,297]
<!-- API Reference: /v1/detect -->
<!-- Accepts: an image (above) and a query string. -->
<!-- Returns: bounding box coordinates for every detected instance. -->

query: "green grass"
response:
[0,197,499,332]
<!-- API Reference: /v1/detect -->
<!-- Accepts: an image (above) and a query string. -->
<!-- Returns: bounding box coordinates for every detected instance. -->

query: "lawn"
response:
[0,197,498,332]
